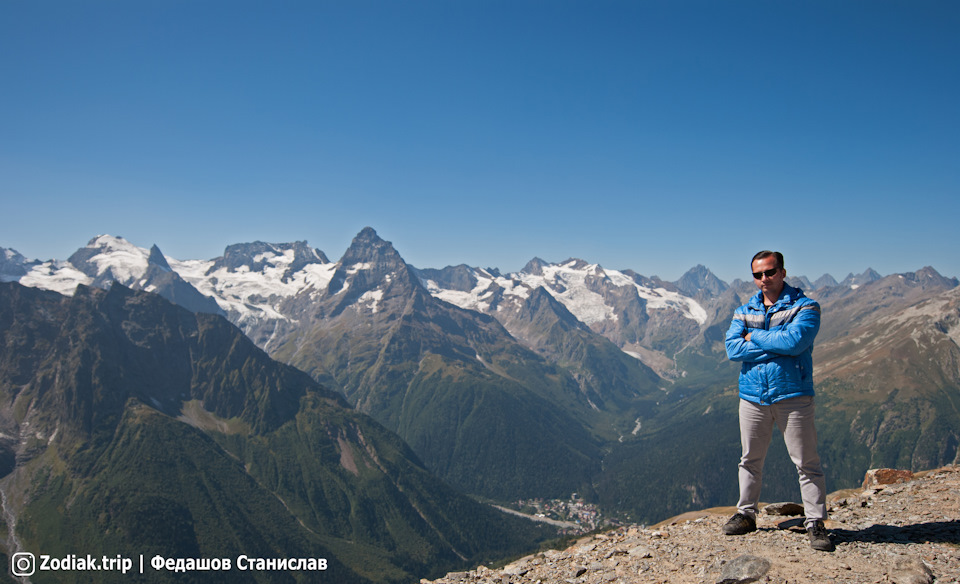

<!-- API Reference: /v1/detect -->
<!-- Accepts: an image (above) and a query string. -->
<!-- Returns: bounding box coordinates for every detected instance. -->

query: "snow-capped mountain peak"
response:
[170,242,336,326]
[8,230,709,368]
[516,260,618,325]
[325,228,416,303]
[68,235,152,284]
[419,258,708,370]
[426,258,707,328]
[12,235,153,295]
[423,266,516,314]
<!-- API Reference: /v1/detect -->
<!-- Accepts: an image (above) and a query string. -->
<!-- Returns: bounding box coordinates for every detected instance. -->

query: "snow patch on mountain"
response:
[19,235,152,295]
[19,261,91,295]
[358,289,384,313]
[426,260,707,326]
[516,261,618,325]
[83,235,151,283]
[170,249,336,323]
[425,271,499,313]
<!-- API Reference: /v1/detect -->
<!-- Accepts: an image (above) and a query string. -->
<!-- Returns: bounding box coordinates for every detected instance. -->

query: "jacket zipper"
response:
[760,303,777,405]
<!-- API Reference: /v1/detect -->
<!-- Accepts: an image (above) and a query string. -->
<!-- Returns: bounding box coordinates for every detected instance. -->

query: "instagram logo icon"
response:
[11,552,35,577]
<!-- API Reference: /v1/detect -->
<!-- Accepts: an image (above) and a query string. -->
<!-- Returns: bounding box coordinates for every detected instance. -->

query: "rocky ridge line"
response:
[425,466,960,584]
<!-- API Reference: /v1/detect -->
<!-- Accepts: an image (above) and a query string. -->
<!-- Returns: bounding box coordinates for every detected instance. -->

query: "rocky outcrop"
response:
[425,466,960,584]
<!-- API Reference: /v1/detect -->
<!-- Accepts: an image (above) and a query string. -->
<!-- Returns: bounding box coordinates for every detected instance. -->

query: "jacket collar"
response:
[748,282,805,311]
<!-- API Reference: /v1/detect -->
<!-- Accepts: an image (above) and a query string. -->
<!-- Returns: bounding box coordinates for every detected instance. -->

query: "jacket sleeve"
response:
[725,314,779,362]
[748,303,820,356]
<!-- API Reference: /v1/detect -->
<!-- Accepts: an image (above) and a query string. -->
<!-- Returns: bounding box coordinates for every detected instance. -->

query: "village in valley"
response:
[511,494,608,535]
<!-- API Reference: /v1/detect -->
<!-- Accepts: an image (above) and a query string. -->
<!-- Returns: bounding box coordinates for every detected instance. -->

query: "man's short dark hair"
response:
[752,250,784,270]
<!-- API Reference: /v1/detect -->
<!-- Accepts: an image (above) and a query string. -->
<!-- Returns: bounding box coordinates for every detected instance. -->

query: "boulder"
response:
[862,468,914,489]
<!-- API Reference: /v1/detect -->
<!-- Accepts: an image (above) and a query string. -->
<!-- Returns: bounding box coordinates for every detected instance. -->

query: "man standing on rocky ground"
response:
[722,250,834,552]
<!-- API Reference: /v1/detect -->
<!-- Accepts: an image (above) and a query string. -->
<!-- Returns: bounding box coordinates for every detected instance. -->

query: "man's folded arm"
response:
[747,305,820,356]
[725,318,779,362]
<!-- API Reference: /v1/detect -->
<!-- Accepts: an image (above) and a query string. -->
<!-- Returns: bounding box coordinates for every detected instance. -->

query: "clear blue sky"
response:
[2,1,957,284]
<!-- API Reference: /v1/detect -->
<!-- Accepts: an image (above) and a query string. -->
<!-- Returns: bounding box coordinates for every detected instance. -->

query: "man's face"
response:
[752,255,785,297]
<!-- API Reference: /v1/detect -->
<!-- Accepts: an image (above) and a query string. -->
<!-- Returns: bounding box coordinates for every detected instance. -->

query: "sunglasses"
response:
[752,268,780,280]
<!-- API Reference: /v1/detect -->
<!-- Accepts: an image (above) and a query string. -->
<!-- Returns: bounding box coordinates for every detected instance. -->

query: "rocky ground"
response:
[425,466,960,584]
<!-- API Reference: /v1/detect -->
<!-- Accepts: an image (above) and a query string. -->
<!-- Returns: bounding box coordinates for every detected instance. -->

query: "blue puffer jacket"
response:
[725,283,821,405]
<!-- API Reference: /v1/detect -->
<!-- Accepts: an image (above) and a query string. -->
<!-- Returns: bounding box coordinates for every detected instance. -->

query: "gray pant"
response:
[737,396,827,528]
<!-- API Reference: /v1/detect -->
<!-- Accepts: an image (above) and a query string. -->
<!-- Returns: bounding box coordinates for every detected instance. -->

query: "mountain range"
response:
[3,229,959,529]
[0,280,554,583]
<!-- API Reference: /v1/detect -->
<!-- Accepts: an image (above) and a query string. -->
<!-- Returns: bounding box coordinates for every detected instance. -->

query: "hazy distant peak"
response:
[521,257,549,276]
[674,264,727,297]
[840,268,883,288]
[812,274,839,289]
[913,266,951,281]
[148,244,172,272]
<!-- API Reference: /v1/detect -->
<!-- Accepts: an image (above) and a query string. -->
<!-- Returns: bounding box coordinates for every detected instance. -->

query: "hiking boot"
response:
[722,513,757,535]
[807,520,835,552]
